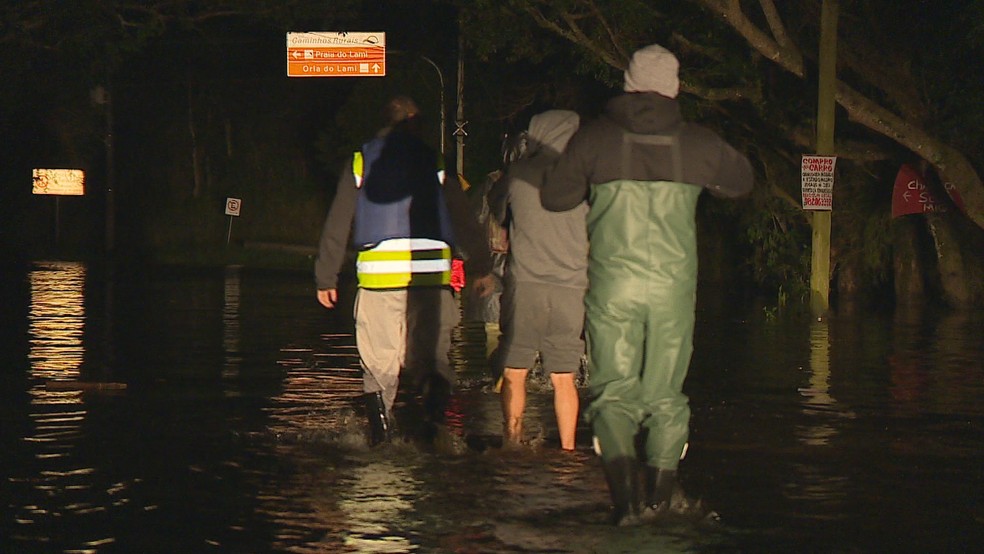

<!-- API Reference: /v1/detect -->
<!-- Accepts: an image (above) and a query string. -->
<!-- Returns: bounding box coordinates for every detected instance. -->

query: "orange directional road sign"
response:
[287,32,386,78]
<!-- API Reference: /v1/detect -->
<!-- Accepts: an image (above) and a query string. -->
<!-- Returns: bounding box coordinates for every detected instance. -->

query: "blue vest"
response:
[351,132,456,289]
[351,133,455,249]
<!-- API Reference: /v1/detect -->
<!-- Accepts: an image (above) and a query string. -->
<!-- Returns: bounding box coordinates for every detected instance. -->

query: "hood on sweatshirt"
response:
[525,110,580,158]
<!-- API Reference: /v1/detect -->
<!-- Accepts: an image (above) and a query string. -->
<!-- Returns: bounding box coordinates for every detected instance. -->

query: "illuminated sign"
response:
[32,169,85,196]
[287,32,386,78]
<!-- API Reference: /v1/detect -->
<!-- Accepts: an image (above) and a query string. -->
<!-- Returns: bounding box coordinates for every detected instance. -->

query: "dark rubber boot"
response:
[643,467,677,515]
[417,375,451,445]
[601,457,643,527]
[422,375,451,424]
[643,467,705,521]
[364,392,391,446]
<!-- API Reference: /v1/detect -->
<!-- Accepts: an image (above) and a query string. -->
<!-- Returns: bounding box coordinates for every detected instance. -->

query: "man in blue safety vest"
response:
[315,95,494,446]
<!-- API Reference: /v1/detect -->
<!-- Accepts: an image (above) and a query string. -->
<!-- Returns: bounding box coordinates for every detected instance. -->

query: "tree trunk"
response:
[892,217,928,303]
[924,213,971,307]
[187,75,202,199]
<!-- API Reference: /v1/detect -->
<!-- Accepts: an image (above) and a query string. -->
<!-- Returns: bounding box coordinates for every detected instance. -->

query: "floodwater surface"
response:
[1,261,982,553]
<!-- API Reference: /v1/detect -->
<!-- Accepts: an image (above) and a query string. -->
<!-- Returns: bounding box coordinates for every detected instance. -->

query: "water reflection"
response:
[265,332,363,442]
[29,261,86,378]
[339,459,422,552]
[2,268,983,552]
[797,319,837,445]
[16,262,121,551]
[222,265,242,395]
[890,306,984,415]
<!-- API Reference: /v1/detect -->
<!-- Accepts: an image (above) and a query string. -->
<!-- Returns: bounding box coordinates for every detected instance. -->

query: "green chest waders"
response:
[585,130,702,524]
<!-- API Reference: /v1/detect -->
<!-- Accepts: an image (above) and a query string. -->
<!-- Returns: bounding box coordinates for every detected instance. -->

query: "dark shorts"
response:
[499,280,585,373]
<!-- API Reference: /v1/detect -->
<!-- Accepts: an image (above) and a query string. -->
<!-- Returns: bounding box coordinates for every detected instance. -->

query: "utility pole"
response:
[454,29,466,176]
[811,0,838,315]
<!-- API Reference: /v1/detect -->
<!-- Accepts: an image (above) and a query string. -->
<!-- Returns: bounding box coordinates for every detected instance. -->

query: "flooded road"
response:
[1,261,982,553]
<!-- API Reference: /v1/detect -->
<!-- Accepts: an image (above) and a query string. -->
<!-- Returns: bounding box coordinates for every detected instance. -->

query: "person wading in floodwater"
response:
[542,45,754,526]
[314,95,494,447]
[487,109,587,451]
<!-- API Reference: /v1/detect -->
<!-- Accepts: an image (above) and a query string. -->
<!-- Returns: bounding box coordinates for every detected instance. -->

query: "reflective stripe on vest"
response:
[356,238,452,289]
[352,153,444,187]
[353,152,365,188]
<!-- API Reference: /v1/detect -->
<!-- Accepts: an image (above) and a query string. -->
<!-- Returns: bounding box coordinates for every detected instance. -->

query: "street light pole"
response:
[417,54,446,156]
[390,50,445,155]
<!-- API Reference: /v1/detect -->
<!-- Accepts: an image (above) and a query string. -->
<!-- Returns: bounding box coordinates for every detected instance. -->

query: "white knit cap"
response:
[623,44,680,98]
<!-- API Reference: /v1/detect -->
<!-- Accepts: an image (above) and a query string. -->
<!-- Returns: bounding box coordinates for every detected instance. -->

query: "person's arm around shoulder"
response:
[541,128,592,212]
[314,163,359,309]
[486,169,511,226]
[706,139,754,199]
[443,172,496,298]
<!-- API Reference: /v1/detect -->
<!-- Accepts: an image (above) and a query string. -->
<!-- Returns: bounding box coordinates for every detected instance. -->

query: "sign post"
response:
[32,169,85,247]
[225,197,241,245]
[286,32,386,78]
[809,0,838,315]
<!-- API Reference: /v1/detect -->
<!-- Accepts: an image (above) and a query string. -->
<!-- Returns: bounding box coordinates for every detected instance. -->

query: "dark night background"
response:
[1,5,983,552]
[0,1,478,266]
[2,0,983,306]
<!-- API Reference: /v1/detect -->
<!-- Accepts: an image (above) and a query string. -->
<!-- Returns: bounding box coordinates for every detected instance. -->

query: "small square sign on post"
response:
[801,155,836,211]
[225,198,241,245]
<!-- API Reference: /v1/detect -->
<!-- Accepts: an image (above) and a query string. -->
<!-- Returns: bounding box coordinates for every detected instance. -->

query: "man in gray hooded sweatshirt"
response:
[542,45,754,526]
[488,110,587,451]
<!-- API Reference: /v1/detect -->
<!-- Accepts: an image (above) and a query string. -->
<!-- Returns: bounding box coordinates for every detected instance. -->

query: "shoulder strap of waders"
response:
[621,125,684,183]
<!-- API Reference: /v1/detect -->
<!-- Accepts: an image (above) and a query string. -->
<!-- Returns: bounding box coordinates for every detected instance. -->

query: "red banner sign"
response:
[891,164,966,218]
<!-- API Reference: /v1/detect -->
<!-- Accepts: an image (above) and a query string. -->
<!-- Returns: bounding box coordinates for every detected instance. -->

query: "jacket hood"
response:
[605,92,683,135]
[526,110,580,157]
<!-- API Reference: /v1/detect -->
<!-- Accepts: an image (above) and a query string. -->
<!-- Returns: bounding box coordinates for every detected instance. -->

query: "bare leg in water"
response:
[551,371,579,451]
[502,367,579,450]
[501,367,528,444]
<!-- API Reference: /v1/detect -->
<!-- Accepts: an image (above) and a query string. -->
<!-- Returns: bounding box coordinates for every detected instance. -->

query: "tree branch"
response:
[696,0,804,77]
[586,0,629,62]
[680,79,761,102]
[520,1,625,69]
[696,0,984,228]
[758,0,795,54]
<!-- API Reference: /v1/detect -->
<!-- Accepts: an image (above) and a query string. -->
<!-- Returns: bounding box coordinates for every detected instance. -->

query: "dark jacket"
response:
[315,126,491,290]
[541,92,753,295]
[541,93,753,212]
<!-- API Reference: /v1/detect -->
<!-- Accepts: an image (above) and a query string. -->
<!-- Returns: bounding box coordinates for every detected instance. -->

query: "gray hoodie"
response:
[488,110,588,288]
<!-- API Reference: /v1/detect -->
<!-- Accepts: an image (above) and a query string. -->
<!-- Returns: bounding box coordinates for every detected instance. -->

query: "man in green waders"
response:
[541,44,754,526]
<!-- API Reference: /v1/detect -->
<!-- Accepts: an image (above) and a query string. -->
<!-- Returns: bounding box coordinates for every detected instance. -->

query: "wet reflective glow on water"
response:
[1,264,983,552]
[29,261,86,379]
[222,266,242,390]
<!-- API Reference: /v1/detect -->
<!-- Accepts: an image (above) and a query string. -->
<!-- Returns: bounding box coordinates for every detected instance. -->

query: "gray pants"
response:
[354,287,460,413]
